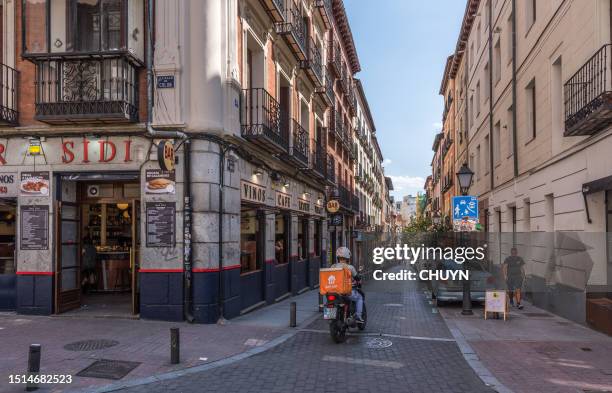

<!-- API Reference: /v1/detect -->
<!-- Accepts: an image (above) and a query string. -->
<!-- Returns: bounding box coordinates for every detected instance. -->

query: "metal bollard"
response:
[170,327,180,364]
[318,293,324,312]
[289,301,297,327]
[26,344,41,392]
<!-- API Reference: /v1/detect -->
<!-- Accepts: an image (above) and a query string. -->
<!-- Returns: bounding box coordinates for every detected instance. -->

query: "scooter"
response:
[323,280,367,343]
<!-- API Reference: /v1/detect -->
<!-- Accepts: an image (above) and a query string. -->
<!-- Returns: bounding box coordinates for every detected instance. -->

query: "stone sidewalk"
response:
[0,290,321,393]
[438,301,612,393]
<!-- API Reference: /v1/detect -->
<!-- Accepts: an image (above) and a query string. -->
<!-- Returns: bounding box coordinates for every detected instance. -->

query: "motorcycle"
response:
[323,279,367,343]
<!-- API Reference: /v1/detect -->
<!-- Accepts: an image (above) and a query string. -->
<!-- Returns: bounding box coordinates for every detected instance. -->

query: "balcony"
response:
[301,39,323,86]
[260,0,286,22]
[338,72,349,95]
[241,88,289,154]
[276,1,307,61]
[33,55,139,124]
[0,64,18,125]
[352,194,360,212]
[309,138,326,179]
[334,112,344,141]
[326,154,336,185]
[564,44,612,136]
[328,39,342,77]
[315,0,332,28]
[288,119,309,168]
[316,66,334,106]
[338,185,351,210]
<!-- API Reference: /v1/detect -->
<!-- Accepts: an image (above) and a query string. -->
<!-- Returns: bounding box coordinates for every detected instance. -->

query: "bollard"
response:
[26,344,41,392]
[318,293,324,312]
[289,301,297,327]
[170,327,180,364]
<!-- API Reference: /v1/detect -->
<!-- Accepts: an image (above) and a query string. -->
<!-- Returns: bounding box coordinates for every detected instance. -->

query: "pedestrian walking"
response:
[503,247,526,309]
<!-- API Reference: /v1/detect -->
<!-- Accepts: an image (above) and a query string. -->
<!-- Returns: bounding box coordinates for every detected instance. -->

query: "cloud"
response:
[432,122,443,130]
[382,158,392,167]
[389,175,425,195]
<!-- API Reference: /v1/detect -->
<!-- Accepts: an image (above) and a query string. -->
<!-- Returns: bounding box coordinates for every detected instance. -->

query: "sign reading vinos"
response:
[241,180,266,204]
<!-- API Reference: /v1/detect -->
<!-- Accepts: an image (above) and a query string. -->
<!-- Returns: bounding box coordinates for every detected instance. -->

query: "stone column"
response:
[289,212,299,295]
[264,211,276,304]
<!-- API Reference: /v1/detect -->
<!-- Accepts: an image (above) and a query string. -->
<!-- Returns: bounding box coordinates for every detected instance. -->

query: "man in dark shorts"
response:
[503,247,526,309]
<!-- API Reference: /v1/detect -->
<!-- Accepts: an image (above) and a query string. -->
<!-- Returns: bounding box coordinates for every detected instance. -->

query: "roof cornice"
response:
[333,0,361,74]
[449,0,481,79]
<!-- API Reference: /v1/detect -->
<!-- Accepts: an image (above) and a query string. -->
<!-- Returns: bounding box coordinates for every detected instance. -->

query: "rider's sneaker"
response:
[356,316,365,324]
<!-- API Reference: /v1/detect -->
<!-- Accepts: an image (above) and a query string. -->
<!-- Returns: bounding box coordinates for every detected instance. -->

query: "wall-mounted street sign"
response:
[326,199,340,213]
[452,195,478,232]
[157,140,175,171]
[328,214,343,227]
[156,75,175,89]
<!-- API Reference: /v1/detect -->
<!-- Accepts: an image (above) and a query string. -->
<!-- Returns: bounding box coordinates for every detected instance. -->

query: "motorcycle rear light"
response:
[327,295,336,302]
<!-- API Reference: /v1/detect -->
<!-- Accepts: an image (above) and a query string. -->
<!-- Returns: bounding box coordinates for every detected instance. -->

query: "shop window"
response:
[297,217,308,260]
[275,214,288,265]
[313,220,321,257]
[0,202,16,274]
[240,210,261,274]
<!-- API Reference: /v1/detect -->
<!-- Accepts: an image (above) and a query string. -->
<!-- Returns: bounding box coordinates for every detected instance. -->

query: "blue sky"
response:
[345,1,466,199]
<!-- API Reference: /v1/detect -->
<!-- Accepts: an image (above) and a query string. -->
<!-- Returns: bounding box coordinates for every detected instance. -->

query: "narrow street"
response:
[113,268,492,393]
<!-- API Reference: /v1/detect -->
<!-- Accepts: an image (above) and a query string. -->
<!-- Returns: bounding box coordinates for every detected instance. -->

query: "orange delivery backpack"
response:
[319,267,352,295]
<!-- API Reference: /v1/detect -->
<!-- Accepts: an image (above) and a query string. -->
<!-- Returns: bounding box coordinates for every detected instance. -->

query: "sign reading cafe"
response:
[241,180,266,204]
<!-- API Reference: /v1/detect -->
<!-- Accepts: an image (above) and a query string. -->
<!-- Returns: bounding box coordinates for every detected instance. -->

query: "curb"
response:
[70,311,322,393]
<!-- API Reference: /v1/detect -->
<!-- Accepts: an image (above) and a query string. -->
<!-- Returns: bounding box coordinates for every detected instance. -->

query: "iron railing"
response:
[327,154,336,184]
[338,185,351,209]
[241,88,289,152]
[564,44,612,136]
[325,66,334,103]
[0,64,18,125]
[302,38,323,85]
[328,38,342,76]
[352,193,360,212]
[260,0,285,22]
[290,119,309,166]
[311,139,326,176]
[276,0,307,59]
[34,55,138,123]
[314,0,332,27]
[334,111,344,141]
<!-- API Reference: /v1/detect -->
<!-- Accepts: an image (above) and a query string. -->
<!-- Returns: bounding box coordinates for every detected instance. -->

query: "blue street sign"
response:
[452,196,478,221]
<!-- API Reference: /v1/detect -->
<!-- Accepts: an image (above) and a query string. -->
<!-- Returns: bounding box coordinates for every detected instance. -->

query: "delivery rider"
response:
[330,246,364,323]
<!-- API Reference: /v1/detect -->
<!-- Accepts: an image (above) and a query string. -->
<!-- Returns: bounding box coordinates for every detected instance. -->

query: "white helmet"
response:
[336,246,351,260]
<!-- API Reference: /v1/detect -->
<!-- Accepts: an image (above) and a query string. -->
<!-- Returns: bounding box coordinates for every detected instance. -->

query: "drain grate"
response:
[365,338,393,349]
[76,359,140,380]
[64,339,119,352]
[523,312,553,318]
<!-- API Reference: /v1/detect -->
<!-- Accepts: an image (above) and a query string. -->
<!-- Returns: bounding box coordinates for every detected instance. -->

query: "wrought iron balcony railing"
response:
[328,38,342,77]
[0,64,18,125]
[325,67,335,103]
[260,0,285,22]
[33,55,138,124]
[241,88,289,154]
[310,139,326,178]
[564,44,612,136]
[276,1,307,61]
[326,154,336,184]
[315,0,332,28]
[334,111,344,141]
[290,119,309,167]
[301,38,323,86]
[338,185,351,209]
[352,193,360,212]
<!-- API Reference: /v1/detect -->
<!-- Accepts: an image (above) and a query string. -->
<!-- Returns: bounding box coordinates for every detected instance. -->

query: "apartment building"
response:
[438,0,612,330]
[440,55,456,220]
[0,0,382,324]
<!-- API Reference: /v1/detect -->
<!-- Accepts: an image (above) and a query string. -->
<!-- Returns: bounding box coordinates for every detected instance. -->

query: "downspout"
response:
[488,0,494,190]
[144,0,192,321]
[217,147,226,323]
[511,0,518,177]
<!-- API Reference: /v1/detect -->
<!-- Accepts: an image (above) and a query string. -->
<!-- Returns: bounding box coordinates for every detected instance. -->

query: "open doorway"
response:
[55,177,140,317]
[0,199,16,311]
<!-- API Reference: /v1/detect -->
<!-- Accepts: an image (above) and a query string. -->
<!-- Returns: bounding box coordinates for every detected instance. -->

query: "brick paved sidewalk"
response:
[439,302,612,393]
[0,290,321,393]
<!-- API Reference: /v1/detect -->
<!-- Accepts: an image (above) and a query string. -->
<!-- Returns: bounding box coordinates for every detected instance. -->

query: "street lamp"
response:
[455,163,475,316]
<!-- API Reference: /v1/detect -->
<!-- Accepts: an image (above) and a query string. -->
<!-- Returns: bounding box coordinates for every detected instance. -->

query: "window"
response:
[476,81,481,116]
[494,39,501,83]
[523,200,531,232]
[484,134,490,174]
[469,43,474,70]
[297,217,308,260]
[525,0,536,32]
[494,121,501,165]
[476,144,481,180]
[275,214,288,265]
[483,63,490,102]
[240,210,261,274]
[526,79,536,141]
[506,13,513,64]
[551,57,563,135]
[313,220,321,257]
[477,22,482,50]
[507,105,514,157]
[469,95,474,133]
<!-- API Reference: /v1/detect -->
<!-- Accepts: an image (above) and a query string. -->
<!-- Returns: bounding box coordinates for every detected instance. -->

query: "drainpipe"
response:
[511,0,518,177]
[217,147,226,323]
[488,0,494,190]
[144,0,192,321]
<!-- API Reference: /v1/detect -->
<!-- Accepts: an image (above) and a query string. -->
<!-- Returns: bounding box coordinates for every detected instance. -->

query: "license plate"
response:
[323,307,337,319]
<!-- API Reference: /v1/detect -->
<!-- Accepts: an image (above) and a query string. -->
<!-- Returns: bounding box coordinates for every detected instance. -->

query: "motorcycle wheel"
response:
[358,304,367,331]
[330,320,346,343]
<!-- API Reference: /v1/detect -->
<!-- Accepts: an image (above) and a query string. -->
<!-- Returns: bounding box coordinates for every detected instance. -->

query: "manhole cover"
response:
[64,339,119,351]
[523,312,553,318]
[76,359,140,380]
[365,338,393,349]
[383,303,403,307]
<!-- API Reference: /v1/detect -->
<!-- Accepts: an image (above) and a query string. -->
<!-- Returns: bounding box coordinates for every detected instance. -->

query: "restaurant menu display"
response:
[20,171,50,197]
[146,202,176,247]
[20,205,49,250]
[145,169,176,194]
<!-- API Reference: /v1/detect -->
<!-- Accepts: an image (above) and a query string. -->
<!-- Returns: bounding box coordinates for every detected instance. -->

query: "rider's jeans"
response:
[348,289,363,319]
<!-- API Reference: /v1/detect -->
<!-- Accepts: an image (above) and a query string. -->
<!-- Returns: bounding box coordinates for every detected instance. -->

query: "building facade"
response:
[0,0,383,323]
[434,0,612,331]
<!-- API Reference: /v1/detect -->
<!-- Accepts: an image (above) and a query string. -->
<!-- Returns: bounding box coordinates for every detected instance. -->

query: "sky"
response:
[344,1,466,200]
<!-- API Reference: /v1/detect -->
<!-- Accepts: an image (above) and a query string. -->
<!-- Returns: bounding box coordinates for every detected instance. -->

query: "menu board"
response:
[146,202,176,247]
[20,205,49,250]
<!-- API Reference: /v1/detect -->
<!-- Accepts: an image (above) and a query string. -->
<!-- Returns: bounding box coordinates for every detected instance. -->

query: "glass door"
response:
[131,200,140,314]
[55,201,81,313]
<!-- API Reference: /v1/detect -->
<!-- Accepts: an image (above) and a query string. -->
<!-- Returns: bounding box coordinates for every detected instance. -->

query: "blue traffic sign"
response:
[452,196,478,220]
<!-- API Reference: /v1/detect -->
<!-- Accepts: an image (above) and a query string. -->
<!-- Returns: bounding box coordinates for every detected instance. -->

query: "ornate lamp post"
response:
[456,163,475,316]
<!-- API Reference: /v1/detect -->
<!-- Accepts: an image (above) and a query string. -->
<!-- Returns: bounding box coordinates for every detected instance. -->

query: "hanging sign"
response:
[326,199,340,213]
[241,180,266,204]
[145,169,176,194]
[158,140,175,171]
[275,191,291,209]
[20,172,50,197]
[20,205,49,250]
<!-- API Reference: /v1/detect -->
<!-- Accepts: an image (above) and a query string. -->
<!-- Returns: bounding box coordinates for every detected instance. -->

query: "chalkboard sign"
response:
[146,202,176,247]
[20,205,49,250]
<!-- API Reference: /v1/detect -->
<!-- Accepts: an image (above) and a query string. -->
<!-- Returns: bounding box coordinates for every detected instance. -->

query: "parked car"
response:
[431,259,495,305]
